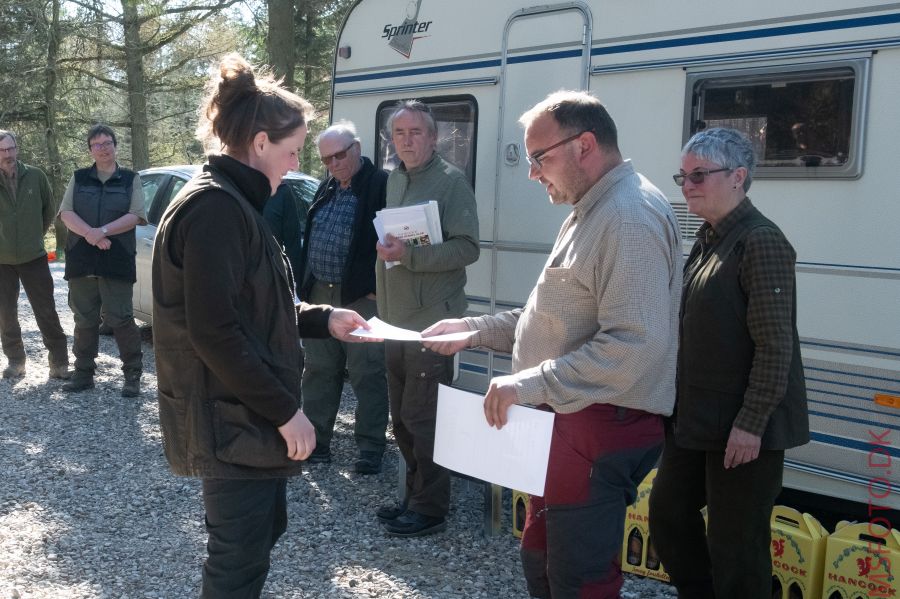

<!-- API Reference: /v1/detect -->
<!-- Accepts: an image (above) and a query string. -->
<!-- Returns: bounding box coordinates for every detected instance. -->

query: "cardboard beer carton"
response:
[620,468,670,582]
[769,506,828,599]
[822,520,900,599]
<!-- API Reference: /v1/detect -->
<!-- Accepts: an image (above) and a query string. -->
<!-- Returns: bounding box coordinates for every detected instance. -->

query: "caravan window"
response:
[375,96,477,186]
[685,59,868,179]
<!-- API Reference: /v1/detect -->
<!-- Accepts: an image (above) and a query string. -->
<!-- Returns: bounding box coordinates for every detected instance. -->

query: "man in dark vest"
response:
[58,124,147,397]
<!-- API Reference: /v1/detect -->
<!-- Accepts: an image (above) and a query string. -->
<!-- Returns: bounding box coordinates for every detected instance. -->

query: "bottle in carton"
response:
[626,527,643,566]
[772,576,783,599]
[645,536,660,571]
[514,494,526,536]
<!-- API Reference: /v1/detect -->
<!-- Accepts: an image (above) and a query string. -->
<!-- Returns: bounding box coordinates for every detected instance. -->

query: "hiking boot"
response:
[376,500,409,524]
[121,374,141,398]
[354,451,383,475]
[2,360,26,379]
[382,509,447,538]
[48,364,71,380]
[305,445,331,464]
[63,370,94,392]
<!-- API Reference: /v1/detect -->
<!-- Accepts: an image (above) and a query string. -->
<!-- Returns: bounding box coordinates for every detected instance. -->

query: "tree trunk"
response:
[300,0,316,168]
[121,0,150,170]
[43,0,68,254]
[268,0,296,90]
[43,0,64,197]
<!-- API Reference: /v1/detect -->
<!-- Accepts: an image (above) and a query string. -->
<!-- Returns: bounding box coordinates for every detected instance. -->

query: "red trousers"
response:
[521,403,663,599]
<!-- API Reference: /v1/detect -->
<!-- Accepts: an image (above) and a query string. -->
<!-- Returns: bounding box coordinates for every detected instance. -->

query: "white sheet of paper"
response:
[350,317,476,342]
[433,384,554,496]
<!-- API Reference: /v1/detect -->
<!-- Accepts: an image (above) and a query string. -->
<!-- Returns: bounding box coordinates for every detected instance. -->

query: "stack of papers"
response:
[373,201,442,268]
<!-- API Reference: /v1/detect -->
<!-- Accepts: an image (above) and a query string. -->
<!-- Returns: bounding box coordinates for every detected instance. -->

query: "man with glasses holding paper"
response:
[296,121,389,474]
[423,91,681,598]
[58,124,146,397]
[0,130,70,380]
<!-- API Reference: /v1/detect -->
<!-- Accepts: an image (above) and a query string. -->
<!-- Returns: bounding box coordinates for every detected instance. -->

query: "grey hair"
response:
[519,90,619,150]
[682,127,756,192]
[386,99,437,136]
[317,119,360,146]
[0,129,17,145]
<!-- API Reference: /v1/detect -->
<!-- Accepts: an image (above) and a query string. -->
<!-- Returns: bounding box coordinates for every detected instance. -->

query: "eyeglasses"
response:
[525,130,592,169]
[320,142,356,165]
[0,146,17,154]
[672,168,732,186]
[90,140,115,152]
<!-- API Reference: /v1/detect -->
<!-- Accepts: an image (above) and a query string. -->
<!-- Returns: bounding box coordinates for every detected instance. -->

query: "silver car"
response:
[134,165,319,324]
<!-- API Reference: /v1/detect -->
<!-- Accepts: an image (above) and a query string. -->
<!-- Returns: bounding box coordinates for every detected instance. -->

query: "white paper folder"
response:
[433,384,555,496]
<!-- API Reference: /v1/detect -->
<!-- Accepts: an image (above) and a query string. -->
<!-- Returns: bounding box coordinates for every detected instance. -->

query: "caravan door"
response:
[477,5,590,387]
[493,4,591,307]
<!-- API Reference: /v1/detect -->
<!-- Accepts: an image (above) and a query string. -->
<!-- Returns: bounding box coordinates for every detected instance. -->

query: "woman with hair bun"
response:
[152,53,371,598]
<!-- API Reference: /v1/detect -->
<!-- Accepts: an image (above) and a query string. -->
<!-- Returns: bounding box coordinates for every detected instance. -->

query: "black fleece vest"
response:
[65,167,137,282]
[676,205,809,451]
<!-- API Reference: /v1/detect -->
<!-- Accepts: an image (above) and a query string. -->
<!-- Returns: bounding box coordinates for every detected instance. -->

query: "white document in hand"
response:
[433,384,554,496]
[349,317,476,342]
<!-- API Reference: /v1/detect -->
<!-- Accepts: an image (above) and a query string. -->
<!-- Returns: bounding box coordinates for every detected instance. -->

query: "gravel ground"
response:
[0,262,677,598]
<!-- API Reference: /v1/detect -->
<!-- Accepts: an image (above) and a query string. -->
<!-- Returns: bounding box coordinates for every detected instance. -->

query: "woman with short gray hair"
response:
[648,127,809,599]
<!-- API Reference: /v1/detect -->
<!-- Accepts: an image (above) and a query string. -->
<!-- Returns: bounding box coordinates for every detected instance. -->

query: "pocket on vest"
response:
[158,389,189,468]
[675,384,743,446]
[211,400,293,469]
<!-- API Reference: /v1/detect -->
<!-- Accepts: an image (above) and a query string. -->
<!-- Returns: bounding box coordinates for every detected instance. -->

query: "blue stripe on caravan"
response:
[806,376,898,394]
[799,260,900,272]
[802,340,900,359]
[810,431,900,458]
[808,385,878,404]
[459,362,488,375]
[809,398,900,420]
[335,58,500,84]
[783,459,887,489]
[808,409,900,431]
[591,13,900,56]
[806,365,900,385]
[508,49,583,63]
[334,48,583,85]
[336,13,900,86]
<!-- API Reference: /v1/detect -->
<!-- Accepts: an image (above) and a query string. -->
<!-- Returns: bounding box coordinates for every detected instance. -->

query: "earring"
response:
[733,185,738,189]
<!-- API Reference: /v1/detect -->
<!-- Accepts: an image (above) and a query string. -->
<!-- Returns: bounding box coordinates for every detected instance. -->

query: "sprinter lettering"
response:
[382,20,432,40]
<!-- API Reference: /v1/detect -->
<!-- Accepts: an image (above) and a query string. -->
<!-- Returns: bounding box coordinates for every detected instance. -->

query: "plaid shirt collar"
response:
[696,196,755,248]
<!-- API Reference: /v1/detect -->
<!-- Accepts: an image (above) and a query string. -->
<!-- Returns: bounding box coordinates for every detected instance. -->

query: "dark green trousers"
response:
[68,276,142,375]
[385,339,453,518]
[648,429,784,599]
[300,282,388,454]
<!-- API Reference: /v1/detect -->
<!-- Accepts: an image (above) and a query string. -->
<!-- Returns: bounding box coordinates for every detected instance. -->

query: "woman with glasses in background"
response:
[648,127,809,599]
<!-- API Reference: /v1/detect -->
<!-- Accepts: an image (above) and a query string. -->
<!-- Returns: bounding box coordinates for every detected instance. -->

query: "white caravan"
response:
[329,0,900,511]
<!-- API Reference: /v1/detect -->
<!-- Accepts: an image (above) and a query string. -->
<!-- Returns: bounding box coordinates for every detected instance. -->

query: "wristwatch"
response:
[101,226,109,235]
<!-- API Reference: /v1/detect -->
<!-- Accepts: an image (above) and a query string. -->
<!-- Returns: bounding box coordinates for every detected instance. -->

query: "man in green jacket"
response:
[0,130,70,380]
[374,100,480,537]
